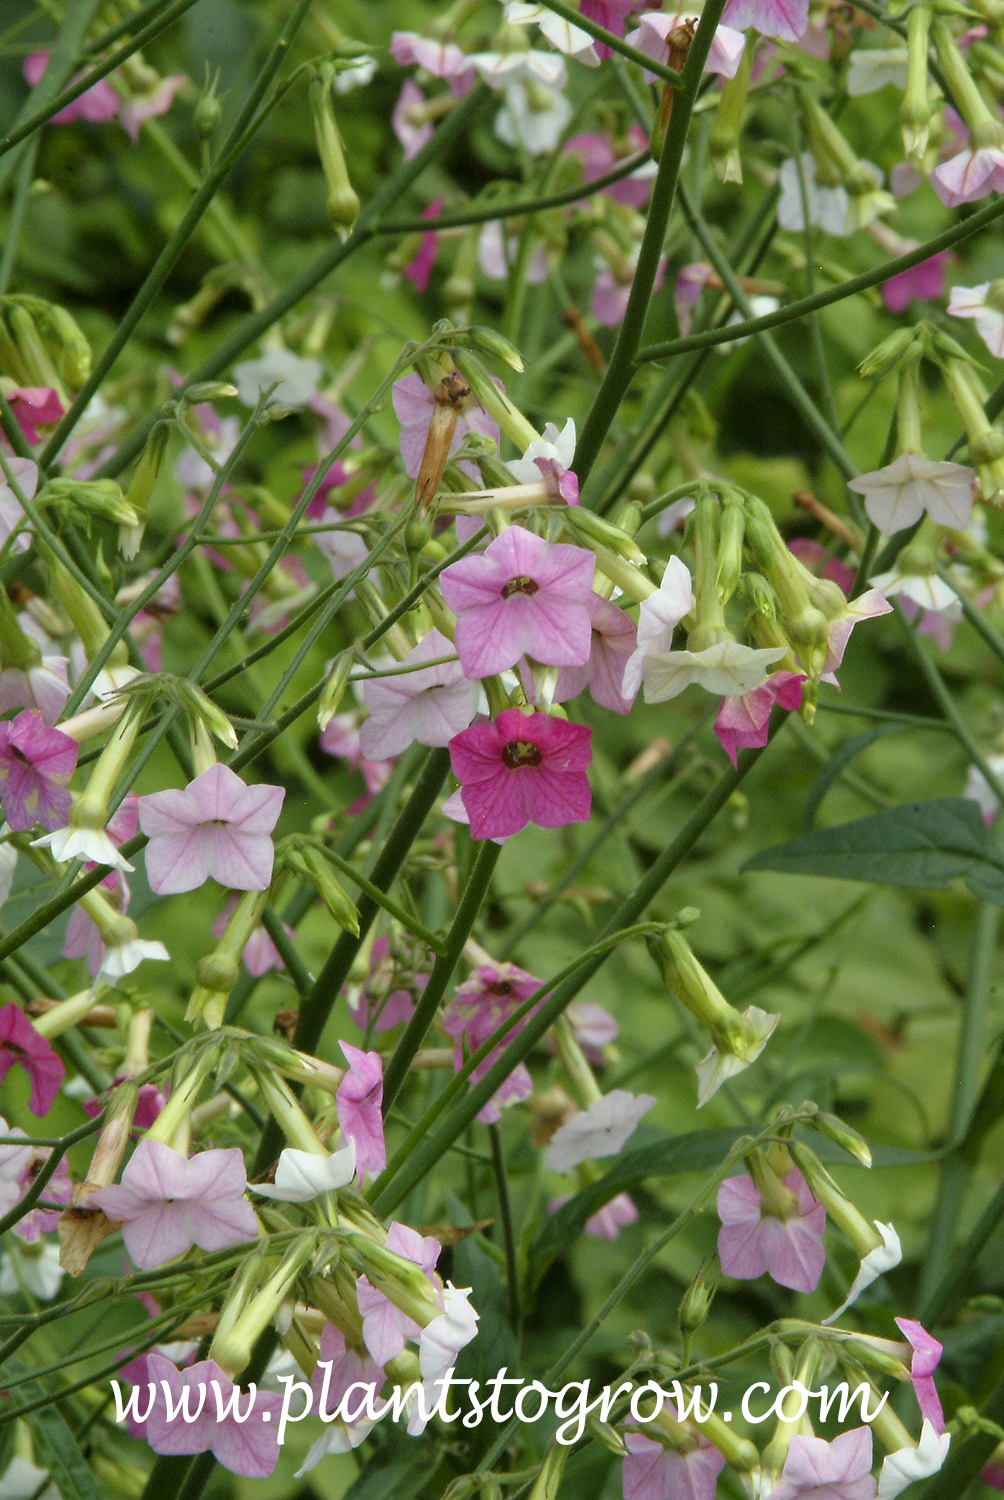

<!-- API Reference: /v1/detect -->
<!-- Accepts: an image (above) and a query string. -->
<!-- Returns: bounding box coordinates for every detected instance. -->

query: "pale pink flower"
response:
[894,1318,944,1431]
[622,556,694,700]
[848,455,975,534]
[717,1166,826,1293]
[564,126,655,207]
[0,1119,33,1218]
[506,419,580,504]
[144,1353,283,1477]
[715,672,805,768]
[0,1003,64,1116]
[626,13,746,80]
[723,0,807,40]
[443,960,542,1123]
[448,709,592,840]
[778,154,850,237]
[336,1042,385,1180]
[89,1139,258,1268]
[390,32,477,97]
[212,898,290,977]
[0,656,70,724]
[345,936,420,1032]
[5,387,64,446]
[23,51,121,124]
[440,528,595,679]
[948,282,1004,358]
[0,456,36,553]
[623,1431,726,1500]
[566,1000,618,1057]
[766,1427,876,1500]
[882,254,952,313]
[360,630,472,760]
[822,589,894,675]
[547,1090,656,1171]
[118,74,187,141]
[477,221,549,283]
[675,263,714,337]
[392,80,433,159]
[297,1324,385,1472]
[592,254,667,327]
[468,46,567,90]
[0,711,77,831]
[356,1274,422,1365]
[392,372,500,480]
[586,1192,638,1240]
[138,763,284,894]
[932,144,1004,207]
[320,710,394,798]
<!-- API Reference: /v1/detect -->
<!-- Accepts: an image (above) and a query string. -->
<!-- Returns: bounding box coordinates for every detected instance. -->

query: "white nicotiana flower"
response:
[848,454,976,534]
[622,556,694,701]
[869,567,964,619]
[503,3,600,64]
[845,47,909,96]
[495,80,573,156]
[823,1220,902,1324]
[419,1283,480,1380]
[718,295,782,353]
[965,754,1004,824]
[98,933,170,981]
[778,154,850,237]
[251,1142,358,1200]
[948,282,1004,359]
[0,1241,64,1301]
[91,663,140,704]
[334,57,377,93]
[546,1090,657,1171]
[0,842,17,911]
[0,457,37,556]
[694,1005,779,1107]
[877,1421,951,1499]
[31,824,135,873]
[0,1455,60,1500]
[232,349,324,410]
[467,47,566,90]
[641,641,787,703]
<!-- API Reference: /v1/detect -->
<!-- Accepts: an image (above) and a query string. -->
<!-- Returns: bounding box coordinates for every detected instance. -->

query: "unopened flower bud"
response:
[281,839,359,936]
[188,889,270,1028]
[562,506,647,565]
[709,35,753,183]
[529,1446,568,1500]
[310,65,360,236]
[5,301,65,395]
[809,1111,873,1167]
[901,6,933,157]
[452,350,541,452]
[194,66,223,137]
[679,1262,716,1335]
[465,325,525,374]
[318,649,354,730]
[211,1236,316,1377]
[857,327,920,381]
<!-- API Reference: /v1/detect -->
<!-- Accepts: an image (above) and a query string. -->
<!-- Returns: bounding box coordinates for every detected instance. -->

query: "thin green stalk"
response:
[917,898,999,1309]
[489,1122,521,1331]
[382,841,501,1114]
[0,1115,105,1239]
[920,1175,1004,1325]
[638,191,1004,363]
[316,846,448,957]
[851,522,881,598]
[574,0,732,485]
[535,0,681,83]
[0,0,104,199]
[0,135,38,295]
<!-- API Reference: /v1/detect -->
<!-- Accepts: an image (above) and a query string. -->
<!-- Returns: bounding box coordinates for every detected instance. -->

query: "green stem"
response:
[0,136,38,295]
[574,0,731,485]
[318,845,448,957]
[920,1175,1004,1325]
[919,1365,1004,1499]
[535,0,682,83]
[489,1122,521,1331]
[382,840,501,1114]
[0,1115,104,1239]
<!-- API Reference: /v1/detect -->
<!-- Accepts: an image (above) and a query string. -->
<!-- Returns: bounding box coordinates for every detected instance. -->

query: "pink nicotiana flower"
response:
[622,556,694,700]
[6,387,64,445]
[143,1353,284,1477]
[336,1042,386,1180]
[297,1323,386,1473]
[715,672,806,768]
[564,125,655,207]
[0,655,70,725]
[0,711,77,831]
[320,709,394,800]
[392,80,433,159]
[440,528,595,679]
[404,198,444,292]
[0,456,37,554]
[0,1119,33,1219]
[722,0,807,41]
[477,221,550,283]
[448,709,592,841]
[137,763,284,895]
[212,897,291,977]
[547,1090,656,1171]
[566,999,619,1059]
[848,455,975,535]
[623,1431,726,1500]
[356,1271,422,1366]
[345,936,421,1032]
[83,1078,165,1134]
[360,630,473,760]
[89,1139,259,1269]
[882,253,952,314]
[821,589,894,677]
[948,281,1004,358]
[675,262,714,337]
[118,74,188,142]
[766,1428,877,1500]
[894,1318,944,1431]
[506,419,580,504]
[392,372,500,482]
[585,1191,639,1240]
[0,1003,64,1116]
[390,32,477,97]
[443,960,543,1123]
[592,252,667,328]
[626,13,746,82]
[24,51,121,124]
[717,1166,826,1294]
[932,142,1004,207]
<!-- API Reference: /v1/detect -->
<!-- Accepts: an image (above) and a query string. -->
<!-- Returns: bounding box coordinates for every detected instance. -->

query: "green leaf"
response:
[801,724,901,831]
[744,798,1004,902]
[7,1361,104,1500]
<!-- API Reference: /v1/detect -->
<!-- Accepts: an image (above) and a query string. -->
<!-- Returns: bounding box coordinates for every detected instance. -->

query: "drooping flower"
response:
[443,960,543,1123]
[0,655,70,724]
[894,1318,944,1430]
[623,1431,726,1500]
[336,1042,385,1180]
[715,672,806,768]
[468,44,567,90]
[448,709,592,841]
[554,594,639,714]
[251,1141,357,1201]
[143,1353,284,1477]
[0,1120,33,1217]
[695,1004,779,1106]
[717,1166,826,1293]
[392,372,500,481]
[766,1427,877,1500]
[23,51,121,124]
[932,143,1004,207]
[506,419,580,504]
[622,557,694,700]
[723,0,807,42]
[847,455,975,535]
[868,566,961,622]
[876,1421,951,1499]
[89,1139,259,1269]
[138,763,284,894]
[547,1090,656,1172]
[948,281,1004,358]
[359,630,472,760]
[626,12,746,80]
[440,528,595,679]
[118,72,188,141]
[778,155,850,237]
[419,1282,480,1379]
[232,349,323,410]
[640,639,787,704]
[0,1004,64,1116]
[823,1220,902,1323]
[0,711,77,832]
[296,1323,385,1473]
[821,589,895,676]
[495,80,573,157]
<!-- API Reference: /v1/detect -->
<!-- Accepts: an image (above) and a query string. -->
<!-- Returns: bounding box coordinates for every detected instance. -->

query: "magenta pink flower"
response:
[579,0,646,57]
[336,1042,386,1180]
[564,126,654,206]
[440,528,595,679]
[717,1166,826,1293]
[83,1079,165,1132]
[360,630,473,760]
[24,51,121,124]
[0,1003,64,1116]
[894,1318,944,1431]
[404,198,443,293]
[788,539,855,594]
[392,372,500,480]
[144,1353,283,1477]
[449,709,592,840]
[623,1431,726,1500]
[882,253,952,313]
[0,710,77,831]
[555,594,639,713]
[714,672,806,768]
[6,387,64,447]
[765,1427,877,1500]
[138,763,284,894]
[443,960,543,1123]
[932,144,1004,206]
[722,0,808,41]
[89,1139,258,1269]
